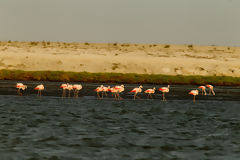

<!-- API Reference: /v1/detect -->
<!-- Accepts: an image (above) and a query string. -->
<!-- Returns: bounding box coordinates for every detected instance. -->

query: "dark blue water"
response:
[0,81,240,160]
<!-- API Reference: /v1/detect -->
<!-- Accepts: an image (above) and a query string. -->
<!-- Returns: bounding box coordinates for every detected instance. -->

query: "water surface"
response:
[0,81,240,160]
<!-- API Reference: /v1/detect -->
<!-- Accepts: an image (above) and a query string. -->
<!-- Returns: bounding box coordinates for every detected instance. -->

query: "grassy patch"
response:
[0,69,239,86]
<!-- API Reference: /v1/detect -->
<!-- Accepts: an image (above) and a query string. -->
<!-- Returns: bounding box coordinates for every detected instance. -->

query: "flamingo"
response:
[130,85,143,100]
[95,85,104,99]
[67,84,73,97]
[101,86,110,98]
[109,87,118,99]
[60,83,68,97]
[144,87,155,99]
[34,84,44,97]
[198,86,207,95]
[16,83,27,96]
[73,84,82,98]
[114,84,124,100]
[189,89,199,102]
[158,85,170,101]
[206,84,215,95]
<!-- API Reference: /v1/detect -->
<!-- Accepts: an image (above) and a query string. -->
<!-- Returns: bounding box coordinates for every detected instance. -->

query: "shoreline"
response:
[0,70,239,86]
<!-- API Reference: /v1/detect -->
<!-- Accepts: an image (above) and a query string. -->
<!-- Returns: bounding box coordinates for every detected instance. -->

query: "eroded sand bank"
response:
[0,41,239,77]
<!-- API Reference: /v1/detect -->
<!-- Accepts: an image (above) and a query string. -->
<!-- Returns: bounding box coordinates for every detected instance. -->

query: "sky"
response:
[0,0,239,46]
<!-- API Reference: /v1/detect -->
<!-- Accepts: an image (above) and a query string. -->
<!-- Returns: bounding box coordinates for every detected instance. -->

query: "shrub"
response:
[164,44,170,48]
[30,42,38,46]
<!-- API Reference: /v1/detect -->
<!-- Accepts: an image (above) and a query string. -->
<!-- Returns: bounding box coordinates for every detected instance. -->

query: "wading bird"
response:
[158,85,170,101]
[206,84,215,95]
[34,84,44,97]
[73,84,82,98]
[60,83,68,97]
[95,85,104,99]
[189,89,199,102]
[109,86,118,99]
[67,84,73,97]
[198,86,207,95]
[101,86,110,98]
[130,85,143,100]
[144,87,155,99]
[16,83,27,96]
[114,84,125,100]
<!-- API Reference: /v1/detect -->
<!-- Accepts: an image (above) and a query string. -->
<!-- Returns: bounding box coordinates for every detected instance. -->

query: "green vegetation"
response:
[0,69,239,86]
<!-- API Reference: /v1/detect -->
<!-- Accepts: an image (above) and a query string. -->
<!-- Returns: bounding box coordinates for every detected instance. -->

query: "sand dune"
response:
[0,41,239,77]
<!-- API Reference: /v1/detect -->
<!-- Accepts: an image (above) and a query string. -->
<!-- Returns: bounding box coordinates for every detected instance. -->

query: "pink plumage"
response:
[189,90,199,96]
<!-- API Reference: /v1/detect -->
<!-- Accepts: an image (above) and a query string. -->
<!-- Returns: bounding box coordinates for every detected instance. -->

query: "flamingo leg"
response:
[193,95,195,102]
[76,90,79,98]
[97,92,101,99]
[133,93,136,100]
[117,93,119,100]
[118,93,120,100]
[163,92,167,101]
[212,89,215,95]
[135,93,141,99]
[116,92,120,100]
[119,95,123,100]
[17,89,23,96]
[162,93,165,101]
[62,89,66,98]
[118,92,123,100]
[150,94,153,99]
[68,90,71,97]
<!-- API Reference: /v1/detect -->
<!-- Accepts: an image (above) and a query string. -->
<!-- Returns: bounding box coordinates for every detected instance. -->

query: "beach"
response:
[0,41,240,77]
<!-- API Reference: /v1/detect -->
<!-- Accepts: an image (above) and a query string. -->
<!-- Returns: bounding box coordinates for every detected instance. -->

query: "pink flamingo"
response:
[158,85,170,101]
[67,84,73,97]
[198,86,207,95]
[16,83,27,96]
[34,84,44,97]
[206,84,215,95]
[144,87,156,99]
[73,84,82,98]
[101,86,110,98]
[114,85,124,100]
[109,87,118,99]
[60,83,68,97]
[95,85,104,99]
[130,85,143,100]
[189,89,199,102]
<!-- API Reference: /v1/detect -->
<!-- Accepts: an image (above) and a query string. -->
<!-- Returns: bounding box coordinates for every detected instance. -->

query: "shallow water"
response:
[0,81,240,160]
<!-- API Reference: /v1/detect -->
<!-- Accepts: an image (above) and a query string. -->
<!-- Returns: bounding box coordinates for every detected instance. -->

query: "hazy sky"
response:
[0,0,239,46]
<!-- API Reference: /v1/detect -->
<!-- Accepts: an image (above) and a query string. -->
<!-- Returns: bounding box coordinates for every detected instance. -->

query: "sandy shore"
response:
[0,41,239,77]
